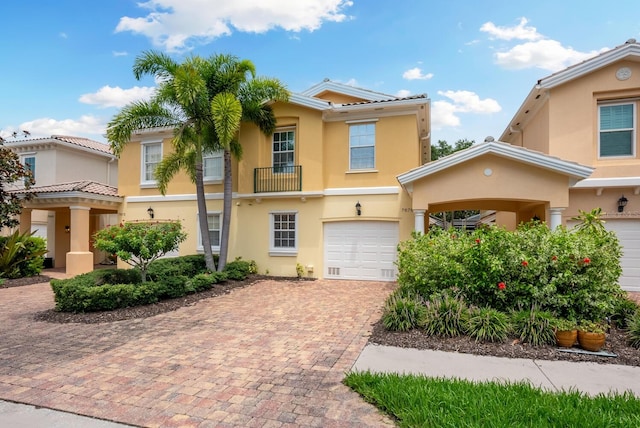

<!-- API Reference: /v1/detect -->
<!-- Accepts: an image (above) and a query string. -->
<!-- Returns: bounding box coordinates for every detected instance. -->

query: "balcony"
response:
[254,165,302,193]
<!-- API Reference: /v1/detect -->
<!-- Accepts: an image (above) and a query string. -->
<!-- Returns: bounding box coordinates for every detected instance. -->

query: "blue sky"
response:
[1,0,639,145]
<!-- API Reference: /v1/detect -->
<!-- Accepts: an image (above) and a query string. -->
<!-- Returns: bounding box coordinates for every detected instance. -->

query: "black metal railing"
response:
[254,165,302,193]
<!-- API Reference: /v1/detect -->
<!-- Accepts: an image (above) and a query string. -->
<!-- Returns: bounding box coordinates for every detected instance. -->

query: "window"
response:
[22,155,36,184]
[270,212,297,255]
[203,150,223,180]
[349,123,376,169]
[599,103,635,157]
[273,129,295,173]
[141,142,162,184]
[198,213,221,251]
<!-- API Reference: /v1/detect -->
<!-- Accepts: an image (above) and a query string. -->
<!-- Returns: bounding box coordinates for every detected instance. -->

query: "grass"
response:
[344,371,640,427]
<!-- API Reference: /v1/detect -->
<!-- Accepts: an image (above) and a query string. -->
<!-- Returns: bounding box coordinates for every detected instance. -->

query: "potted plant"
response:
[577,320,607,352]
[553,318,578,348]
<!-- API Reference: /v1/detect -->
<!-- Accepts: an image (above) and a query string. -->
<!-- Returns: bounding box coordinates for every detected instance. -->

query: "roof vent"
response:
[484,136,495,143]
[626,38,637,44]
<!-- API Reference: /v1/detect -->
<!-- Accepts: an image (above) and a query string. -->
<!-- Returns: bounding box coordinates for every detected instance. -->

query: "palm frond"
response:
[211,93,242,150]
[133,50,178,81]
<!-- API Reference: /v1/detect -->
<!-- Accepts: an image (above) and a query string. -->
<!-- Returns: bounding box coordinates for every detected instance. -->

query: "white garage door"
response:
[324,221,398,281]
[604,220,640,292]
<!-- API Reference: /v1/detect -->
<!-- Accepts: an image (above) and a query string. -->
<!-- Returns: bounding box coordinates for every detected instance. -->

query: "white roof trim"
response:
[324,186,400,196]
[397,140,593,186]
[572,177,640,188]
[540,42,640,89]
[301,80,392,101]
[288,93,332,110]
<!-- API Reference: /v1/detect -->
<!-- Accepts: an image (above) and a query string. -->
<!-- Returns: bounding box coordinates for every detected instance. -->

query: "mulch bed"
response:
[4,274,639,366]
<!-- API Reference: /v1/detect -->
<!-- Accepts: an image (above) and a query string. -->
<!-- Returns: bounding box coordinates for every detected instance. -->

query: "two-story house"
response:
[5,135,121,275]
[399,39,639,291]
[117,80,430,280]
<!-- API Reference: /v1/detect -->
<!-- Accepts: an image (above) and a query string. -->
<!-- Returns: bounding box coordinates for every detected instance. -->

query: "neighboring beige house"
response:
[399,39,640,291]
[5,135,121,275]
[117,80,430,281]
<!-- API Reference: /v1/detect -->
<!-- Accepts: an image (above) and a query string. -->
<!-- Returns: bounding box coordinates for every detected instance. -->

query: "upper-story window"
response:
[141,142,162,185]
[273,128,295,173]
[599,102,635,158]
[349,123,376,169]
[21,155,36,184]
[203,150,223,181]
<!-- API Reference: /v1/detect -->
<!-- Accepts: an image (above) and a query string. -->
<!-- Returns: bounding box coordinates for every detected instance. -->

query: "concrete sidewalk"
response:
[0,400,132,428]
[353,344,640,397]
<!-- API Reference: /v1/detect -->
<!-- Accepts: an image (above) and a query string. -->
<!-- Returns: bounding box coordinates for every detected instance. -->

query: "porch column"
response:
[414,209,426,234]
[549,207,564,230]
[66,206,93,276]
[19,208,32,234]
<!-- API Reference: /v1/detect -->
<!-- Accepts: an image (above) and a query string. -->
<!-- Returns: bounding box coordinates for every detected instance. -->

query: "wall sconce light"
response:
[355,201,362,216]
[618,195,628,213]
[147,207,155,219]
[64,225,70,233]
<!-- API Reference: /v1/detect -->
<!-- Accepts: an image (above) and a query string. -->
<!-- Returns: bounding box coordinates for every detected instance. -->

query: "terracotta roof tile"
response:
[340,94,428,107]
[51,135,112,154]
[13,181,119,197]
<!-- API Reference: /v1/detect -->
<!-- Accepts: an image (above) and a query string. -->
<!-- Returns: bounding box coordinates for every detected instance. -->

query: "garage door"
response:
[324,221,398,281]
[604,220,640,292]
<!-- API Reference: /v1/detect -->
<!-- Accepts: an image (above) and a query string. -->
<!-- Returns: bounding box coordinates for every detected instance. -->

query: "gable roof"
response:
[301,79,393,101]
[4,135,114,158]
[501,38,640,140]
[397,139,593,191]
[12,180,120,198]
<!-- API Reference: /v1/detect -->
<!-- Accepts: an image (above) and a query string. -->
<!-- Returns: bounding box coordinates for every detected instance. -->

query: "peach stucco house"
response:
[400,39,640,291]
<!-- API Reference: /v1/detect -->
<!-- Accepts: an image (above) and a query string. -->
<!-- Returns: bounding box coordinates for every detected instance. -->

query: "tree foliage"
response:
[93,222,187,282]
[0,143,34,229]
[431,138,474,161]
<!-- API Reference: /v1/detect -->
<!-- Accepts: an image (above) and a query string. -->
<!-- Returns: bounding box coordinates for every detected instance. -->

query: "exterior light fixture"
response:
[64,225,70,233]
[617,195,628,213]
[355,201,362,216]
[147,207,155,219]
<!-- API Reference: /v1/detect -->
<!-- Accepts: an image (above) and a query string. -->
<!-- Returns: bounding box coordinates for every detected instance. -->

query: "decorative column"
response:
[66,206,93,276]
[19,208,32,234]
[549,207,565,230]
[414,209,426,234]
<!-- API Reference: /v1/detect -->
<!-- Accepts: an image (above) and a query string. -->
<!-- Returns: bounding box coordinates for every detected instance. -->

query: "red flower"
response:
[521,260,528,267]
[498,282,506,290]
[583,257,590,264]
[475,238,481,244]
[551,256,557,261]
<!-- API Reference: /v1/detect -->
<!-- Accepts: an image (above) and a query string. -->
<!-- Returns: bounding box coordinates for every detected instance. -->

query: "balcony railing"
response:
[254,165,302,193]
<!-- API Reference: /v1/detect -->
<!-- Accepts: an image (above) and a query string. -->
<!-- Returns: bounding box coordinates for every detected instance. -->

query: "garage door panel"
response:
[324,221,398,281]
[603,220,640,292]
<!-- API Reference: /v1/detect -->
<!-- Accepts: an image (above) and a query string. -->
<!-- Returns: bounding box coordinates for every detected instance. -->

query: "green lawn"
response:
[344,371,640,427]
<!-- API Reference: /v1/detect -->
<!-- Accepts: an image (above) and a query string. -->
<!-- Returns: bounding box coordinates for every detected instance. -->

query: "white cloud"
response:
[480,17,541,41]
[494,39,605,72]
[431,91,501,130]
[59,32,68,39]
[12,116,108,141]
[396,89,411,98]
[115,0,354,52]
[79,85,156,108]
[112,51,128,57]
[402,67,433,81]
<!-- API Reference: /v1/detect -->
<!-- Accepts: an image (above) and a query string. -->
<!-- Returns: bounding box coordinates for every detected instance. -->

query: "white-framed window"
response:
[273,128,295,173]
[270,211,297,256]
[21,154,36,184]
[203,150,223,181]
[599,102,635,158]
[349,123,376,169]
[141,141,162,185]
[197,212,221,251]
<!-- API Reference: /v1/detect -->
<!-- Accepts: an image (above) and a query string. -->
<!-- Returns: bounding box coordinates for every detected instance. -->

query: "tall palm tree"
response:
[107,51,288,272]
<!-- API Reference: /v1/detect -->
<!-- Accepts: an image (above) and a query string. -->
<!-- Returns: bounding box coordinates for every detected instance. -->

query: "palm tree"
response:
[107,51,288,272]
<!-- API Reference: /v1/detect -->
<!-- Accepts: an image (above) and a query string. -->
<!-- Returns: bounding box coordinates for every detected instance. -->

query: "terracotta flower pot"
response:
[577,330,606,352]
[555,329,577,348]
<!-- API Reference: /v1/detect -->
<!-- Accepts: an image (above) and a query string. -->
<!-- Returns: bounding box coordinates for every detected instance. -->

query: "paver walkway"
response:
[0,279,396,427]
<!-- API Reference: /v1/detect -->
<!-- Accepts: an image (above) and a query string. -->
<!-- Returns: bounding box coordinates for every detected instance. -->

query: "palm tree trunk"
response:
[218,149,233,271]
[195,158,216,271]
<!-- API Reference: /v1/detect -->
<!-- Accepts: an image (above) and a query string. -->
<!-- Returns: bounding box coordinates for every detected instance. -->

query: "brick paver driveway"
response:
[0,279,396,427]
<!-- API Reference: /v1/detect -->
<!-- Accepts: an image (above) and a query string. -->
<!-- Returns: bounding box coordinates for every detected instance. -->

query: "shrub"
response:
[154,275,193,299]
[382,291,426,332]
[422,292,469,337]
[94,268,141,286]
[626,311,640,349]
[147,254,212,281]
[0,230,47,279]
[51,279,158,312]
[610,297,640,329]
[223,259,254,280]
[467,307,510,343]
[187,271,228,292]
[511,309,556,346]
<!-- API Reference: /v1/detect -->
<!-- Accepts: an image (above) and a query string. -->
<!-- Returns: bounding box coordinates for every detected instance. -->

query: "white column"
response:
[414,209,426,234]
[549,208,564,230]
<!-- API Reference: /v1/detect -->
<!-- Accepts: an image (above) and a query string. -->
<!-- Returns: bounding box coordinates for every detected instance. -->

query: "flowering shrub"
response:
[396,220,624,321]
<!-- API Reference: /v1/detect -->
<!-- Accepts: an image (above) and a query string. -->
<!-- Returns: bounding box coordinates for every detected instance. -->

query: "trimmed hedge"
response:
[50,255,252,313]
